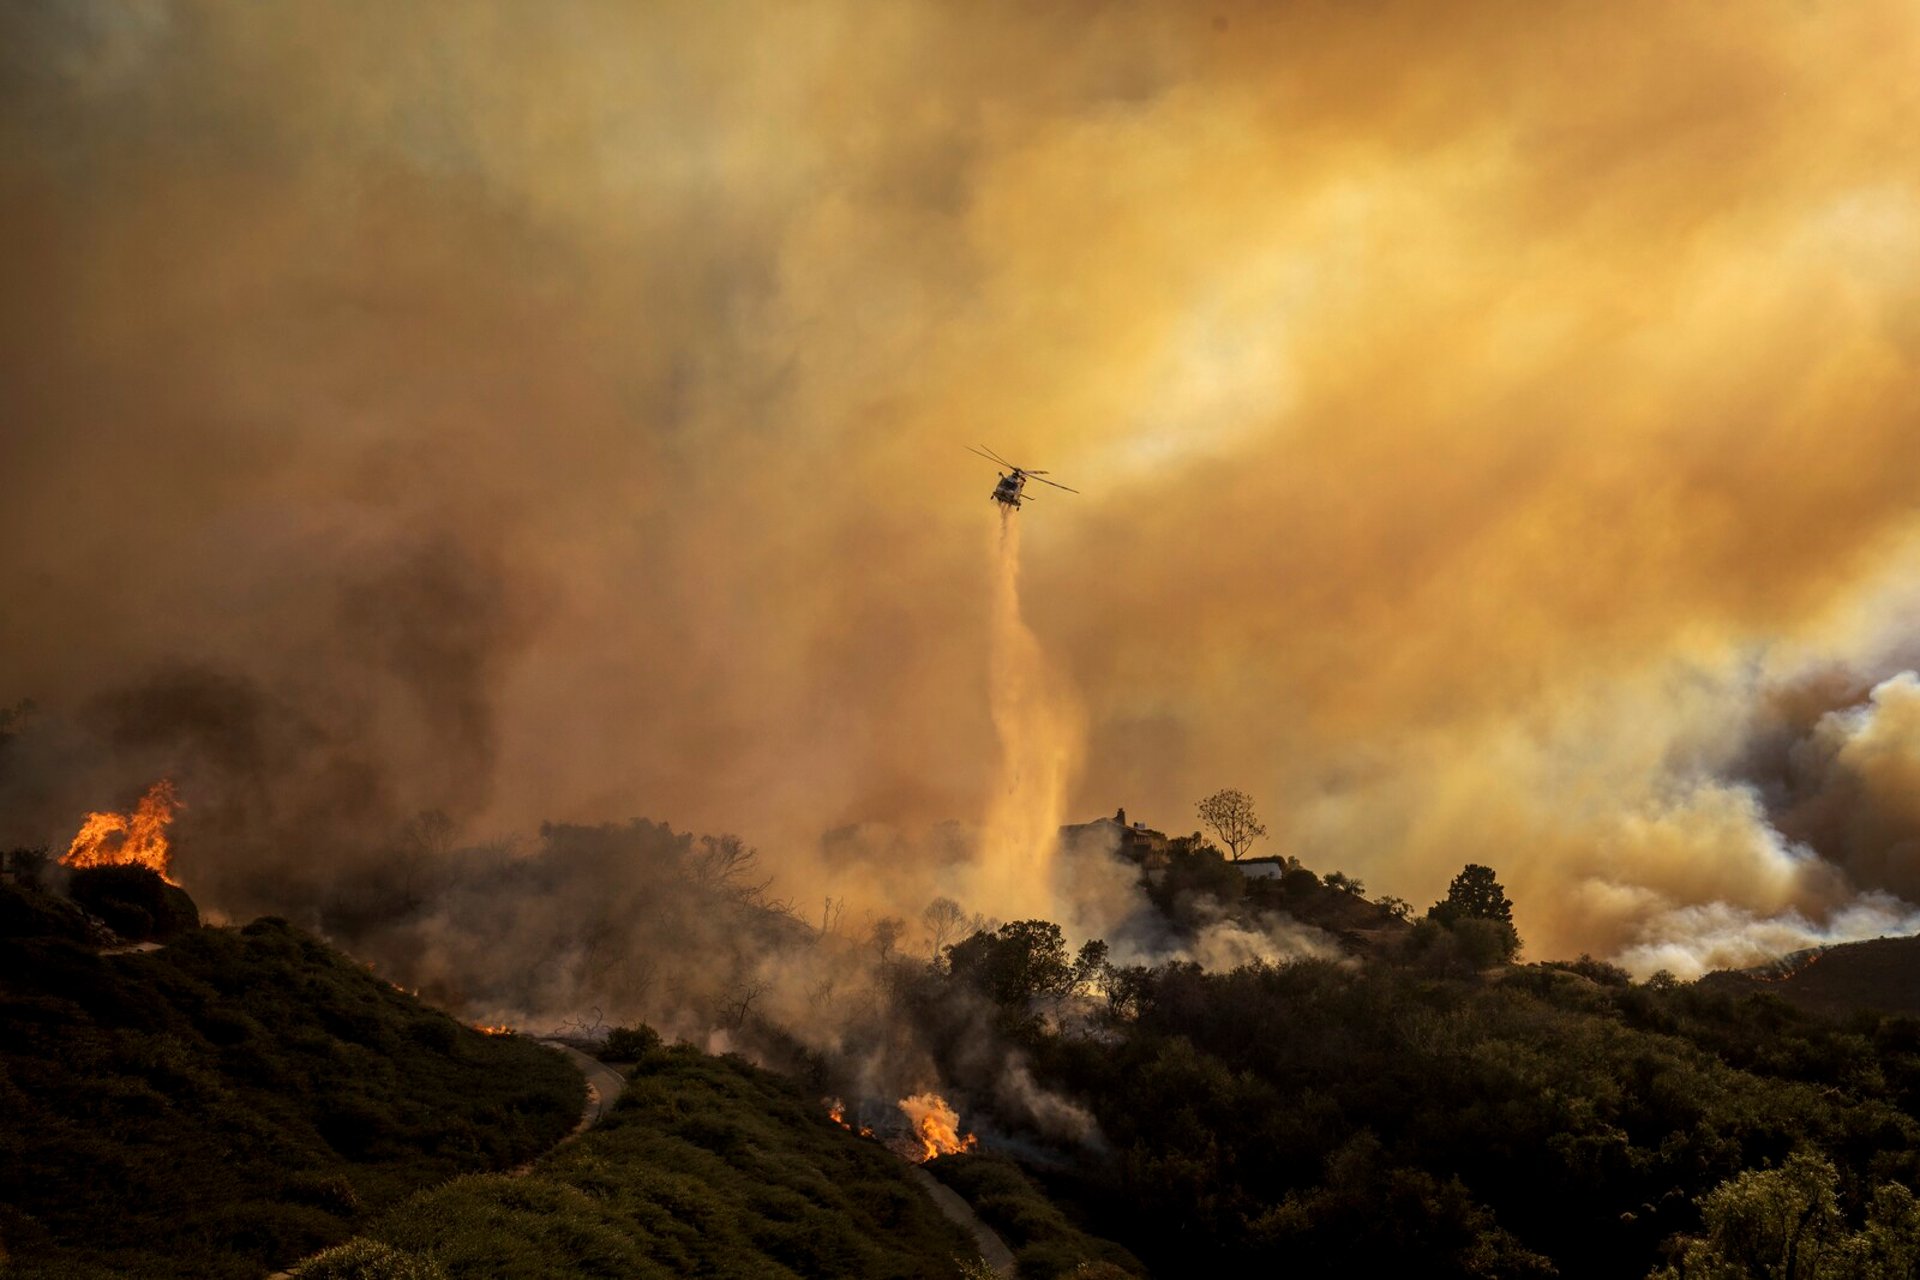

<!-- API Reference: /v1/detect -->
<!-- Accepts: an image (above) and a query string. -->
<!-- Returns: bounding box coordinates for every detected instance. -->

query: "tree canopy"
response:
[946,920,1075,1009]
[1426,864,1521,963]
[1432,864,1514,925]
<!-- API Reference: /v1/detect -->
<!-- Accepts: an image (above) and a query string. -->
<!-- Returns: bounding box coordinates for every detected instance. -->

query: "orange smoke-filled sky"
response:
[4,1,1920,967]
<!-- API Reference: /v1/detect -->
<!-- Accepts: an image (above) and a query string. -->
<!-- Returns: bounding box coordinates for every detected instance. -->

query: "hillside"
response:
[1699,934,1920,1019]
[23,839,1920,1280]
[0,870,1125,1280]
[884,909,1920,1279]
[296,1042,992,1280]
[0,875,583,1279]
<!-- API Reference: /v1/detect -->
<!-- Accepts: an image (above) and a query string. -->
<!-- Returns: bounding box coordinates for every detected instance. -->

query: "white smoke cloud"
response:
[1612,893,1920,980]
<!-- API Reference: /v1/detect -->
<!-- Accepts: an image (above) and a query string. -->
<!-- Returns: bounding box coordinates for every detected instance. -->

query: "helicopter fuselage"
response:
[971,446,1074,508]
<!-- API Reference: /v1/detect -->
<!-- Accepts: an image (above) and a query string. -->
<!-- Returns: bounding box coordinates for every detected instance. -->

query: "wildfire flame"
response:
[62,780,181,885]
[823,1097,876,1138]
[897,1092,978,1162]
[472,1023,515,1036]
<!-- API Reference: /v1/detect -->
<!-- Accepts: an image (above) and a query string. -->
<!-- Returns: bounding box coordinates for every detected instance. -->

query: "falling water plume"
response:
[974,508,1084,920]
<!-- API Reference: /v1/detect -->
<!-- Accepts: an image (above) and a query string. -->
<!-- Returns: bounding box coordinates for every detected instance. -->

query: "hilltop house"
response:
[1233,856,1292,880]
[1059,809,1172,875]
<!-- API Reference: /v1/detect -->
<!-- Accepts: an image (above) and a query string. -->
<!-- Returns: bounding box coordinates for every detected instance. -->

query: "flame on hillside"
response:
[823,1097,874,1137]
[472,1023,515,1036]
[62,780,181,885]
[897,1092,978,1162]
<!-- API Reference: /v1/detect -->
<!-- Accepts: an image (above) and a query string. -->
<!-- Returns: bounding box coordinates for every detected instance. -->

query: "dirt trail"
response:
[271,1040,627,1277]
[908,1165,1018,1278]
[538,1040,629,1135]
[276,1046,1014,1277]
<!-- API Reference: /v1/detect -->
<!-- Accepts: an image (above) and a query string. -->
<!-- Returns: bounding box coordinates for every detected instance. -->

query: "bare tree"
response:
[717,978,769,1029]
[922,896,966,963]
[1196,788,1268,861]
[693,834,773,903]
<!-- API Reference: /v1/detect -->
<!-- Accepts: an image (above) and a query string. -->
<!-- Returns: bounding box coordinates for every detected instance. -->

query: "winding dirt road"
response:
[537,1040,629,1135]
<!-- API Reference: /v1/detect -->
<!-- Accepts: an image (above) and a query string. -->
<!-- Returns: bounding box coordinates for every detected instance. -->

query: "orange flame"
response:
[824,1097,878,1139]
[897,1092,978,1162]
[472,1023,515,1036]
[63,780,181,885]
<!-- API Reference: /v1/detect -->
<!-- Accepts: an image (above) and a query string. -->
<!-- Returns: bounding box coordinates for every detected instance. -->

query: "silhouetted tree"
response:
[1323,871,1365,896]
[1431,863,1513,925]
[1196,789,1267,861]
[947,919,1075,1008]
[1073,938,1112,999]
[869,915,904,963]
[1427,864,1520,962]
[921,896,968,965]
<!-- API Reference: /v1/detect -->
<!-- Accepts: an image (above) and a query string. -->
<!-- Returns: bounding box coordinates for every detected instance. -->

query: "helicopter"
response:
[968,445,1079,509]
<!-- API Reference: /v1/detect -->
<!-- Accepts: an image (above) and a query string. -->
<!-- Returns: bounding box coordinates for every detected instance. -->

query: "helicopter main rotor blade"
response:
[967,445,1013,468]
[975,444,1022,470]
[1031,475,1079,493]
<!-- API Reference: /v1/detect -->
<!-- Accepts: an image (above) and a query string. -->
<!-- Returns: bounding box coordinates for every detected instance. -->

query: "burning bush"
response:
[896,1092,978,1162]
[67,863,200,942]
[62,779,181,883]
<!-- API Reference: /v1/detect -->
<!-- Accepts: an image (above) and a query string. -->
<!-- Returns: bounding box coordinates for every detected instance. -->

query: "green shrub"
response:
[601,1023,662,1061]
[359,1050,975,1278]
[292,1238,448,1280]
[927,1154,1144,1279]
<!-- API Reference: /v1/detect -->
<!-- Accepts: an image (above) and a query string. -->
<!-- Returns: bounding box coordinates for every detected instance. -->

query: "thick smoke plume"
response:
[6,1,1920,1001]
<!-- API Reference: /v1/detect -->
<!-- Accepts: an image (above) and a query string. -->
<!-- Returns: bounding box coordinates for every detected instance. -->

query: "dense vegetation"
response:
[20,807,1920,1280]
[301,1040,982,1279]
[923,1152,1144,1279]
[0,874,583,1279]
[880,850,1920,1279]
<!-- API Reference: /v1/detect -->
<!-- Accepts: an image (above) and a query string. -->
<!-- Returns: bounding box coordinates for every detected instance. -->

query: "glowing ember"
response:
[62,780,181,885]
[897,1092,978,1162]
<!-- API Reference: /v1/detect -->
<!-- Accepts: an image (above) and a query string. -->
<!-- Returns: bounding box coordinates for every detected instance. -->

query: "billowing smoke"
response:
[7,3,1920,1017]
[1598,668,1920,977]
